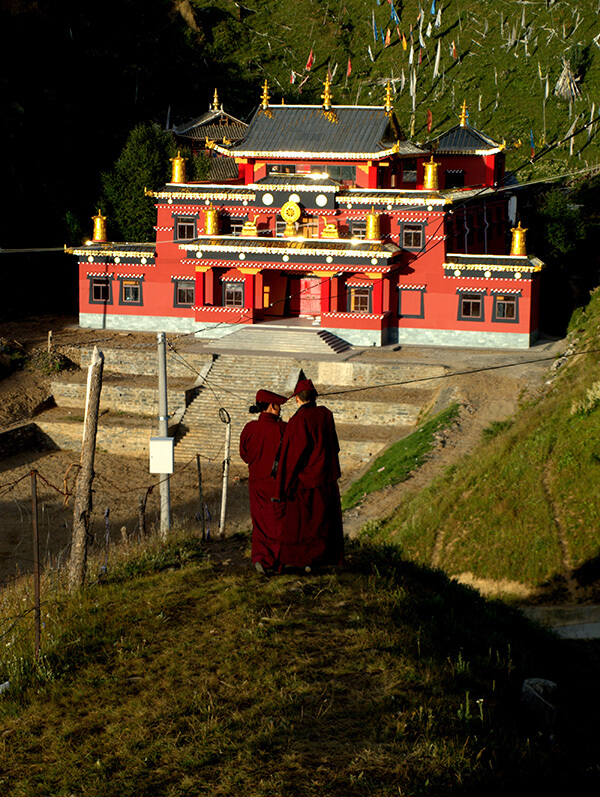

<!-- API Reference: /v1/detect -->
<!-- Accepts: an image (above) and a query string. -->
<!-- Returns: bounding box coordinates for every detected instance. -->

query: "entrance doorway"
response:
[299,277,321,317]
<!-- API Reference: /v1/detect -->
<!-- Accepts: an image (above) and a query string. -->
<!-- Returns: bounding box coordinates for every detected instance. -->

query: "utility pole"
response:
[218,408,231,538]
[157,332,171,539]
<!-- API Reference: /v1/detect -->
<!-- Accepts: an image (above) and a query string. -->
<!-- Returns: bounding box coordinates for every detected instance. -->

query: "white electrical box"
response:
[149,436,174,474]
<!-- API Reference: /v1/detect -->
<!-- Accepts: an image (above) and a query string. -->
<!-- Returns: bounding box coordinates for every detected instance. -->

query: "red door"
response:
[299,277,321,316]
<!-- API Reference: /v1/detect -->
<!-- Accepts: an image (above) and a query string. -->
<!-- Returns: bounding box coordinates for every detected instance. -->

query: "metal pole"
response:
[157,332,171,539]
[196,454,206,539]
[30,471,41,659]
[218,408,231,539]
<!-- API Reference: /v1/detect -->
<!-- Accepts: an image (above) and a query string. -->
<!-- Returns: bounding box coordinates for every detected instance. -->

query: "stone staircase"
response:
[208,326,351,355]
[174,353,301,464]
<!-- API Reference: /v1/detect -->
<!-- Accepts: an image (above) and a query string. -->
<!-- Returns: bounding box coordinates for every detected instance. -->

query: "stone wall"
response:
[35,420,150,458]
[51,382,187,416]
[0,423,55,458]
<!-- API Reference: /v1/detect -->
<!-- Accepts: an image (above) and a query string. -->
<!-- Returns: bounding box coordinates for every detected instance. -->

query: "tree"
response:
[100,123,177,242]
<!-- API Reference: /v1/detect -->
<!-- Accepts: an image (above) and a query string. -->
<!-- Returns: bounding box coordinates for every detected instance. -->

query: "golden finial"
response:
[92,209,107,242]
[510,221,528,256]
[170,151,186,183]
[459,100,468,127]
[322,75,333,110]
[423,155,439,191]
[366,207,381,240]
[260,80,273,118]
[321,76,338,123]
[211,88,220,111]
[384,82,394,115]
[281,97,285,105]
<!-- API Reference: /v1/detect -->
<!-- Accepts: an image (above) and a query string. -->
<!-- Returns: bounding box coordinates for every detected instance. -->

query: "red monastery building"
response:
[69,81,544,349]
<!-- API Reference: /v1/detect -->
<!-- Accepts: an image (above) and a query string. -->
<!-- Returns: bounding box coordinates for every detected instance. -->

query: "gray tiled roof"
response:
[207,157,240,181]
[174,109,246,135]
[231,106,413,155]
[176,123,248,141]
[433,124,500,153]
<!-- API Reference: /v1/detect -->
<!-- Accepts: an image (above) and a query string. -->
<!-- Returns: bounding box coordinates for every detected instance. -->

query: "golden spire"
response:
[321,76,338,123]
[259,80,273,118]
[510,221,528,256]
[321,75,333,110]
[211,88,220,112]
[459,100,468,127]
[170,151,186,183]
[92,209,107,242]
[384,82,394,115]
[423,155,439,191]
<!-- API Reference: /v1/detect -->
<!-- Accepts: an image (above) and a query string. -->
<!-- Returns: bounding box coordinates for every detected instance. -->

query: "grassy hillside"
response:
[1,534,600,794]
[364,287,600,592]
[190,0,600,181]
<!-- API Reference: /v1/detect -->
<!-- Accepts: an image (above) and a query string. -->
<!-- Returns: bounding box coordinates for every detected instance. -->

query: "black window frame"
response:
[88,275,113,305]
[222,281,244,307]
[457,290,486,322]
[350,219,367,239]
[118,276,144,306]
[492,294,520,323]
[401,222,425,251]
[174,216,197,241]
[346,285,373,314]
[172,278,195,308]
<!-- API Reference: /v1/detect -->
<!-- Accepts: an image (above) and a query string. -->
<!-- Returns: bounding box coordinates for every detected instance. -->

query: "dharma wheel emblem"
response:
[281,201,301,223]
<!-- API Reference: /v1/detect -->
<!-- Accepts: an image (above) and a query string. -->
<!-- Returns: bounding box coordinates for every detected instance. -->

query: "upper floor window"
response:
[444,170,465,189]
[119,278,143,305]
[89,276,112,305]
[175,217,196,240]
[299,216,319,239]
[402,159,417,183]
[402,224,424,250]
[350,219,367,239]
[312,164,356,183]
[267,164,296,175]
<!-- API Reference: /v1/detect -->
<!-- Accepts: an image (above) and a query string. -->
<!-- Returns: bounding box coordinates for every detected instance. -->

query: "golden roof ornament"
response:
[92,209,107,242]
[260,80,273,118]
[510,221,528,256]
[384,82,394,116]
[211,88,220,112]
[241,215,259,236]
[205,204,219,236]
[423,155,439,191]
[170,151,186,183]
[321,76,338,124]
[321,221,338,239]
[459,100,468,128]
[366,207,381,241]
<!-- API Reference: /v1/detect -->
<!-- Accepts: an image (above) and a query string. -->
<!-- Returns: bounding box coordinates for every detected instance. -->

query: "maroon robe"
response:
[275,402,344,568]
[239,412,286,568]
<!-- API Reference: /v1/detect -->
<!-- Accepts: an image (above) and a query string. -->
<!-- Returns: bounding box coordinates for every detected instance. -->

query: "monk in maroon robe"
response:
[274,378,344,570]
[239,389,287,574]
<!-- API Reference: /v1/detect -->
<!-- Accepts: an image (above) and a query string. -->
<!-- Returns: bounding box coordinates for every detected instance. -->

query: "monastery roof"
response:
[432,124,502,155]
[225,105,426,159]
[445,252,544,273]
[174,108,247,137]
[206,156,241,181]
[66,242,156,258]
[181,235,400,263]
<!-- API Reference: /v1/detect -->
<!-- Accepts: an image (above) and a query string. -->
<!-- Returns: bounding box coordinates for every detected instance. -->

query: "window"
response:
[299,216,319,238]
[402,159,417,183]
[119,278,143,306]
[312,164,356,183]
[350,219,367,239]
[89,277,112,305]
[175,217,196,240]
[349,287,371,313]
[402,224,424,250]
[174,279,195,307]
[493,295,519,323]
[267,164,296,174]
[229,218,245,236]
[458,292,485,321]
[223,282,244,307]
[444,170,465,189]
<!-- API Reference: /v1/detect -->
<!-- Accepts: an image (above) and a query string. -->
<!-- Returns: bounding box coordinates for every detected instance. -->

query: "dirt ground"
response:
[0,315,565,591]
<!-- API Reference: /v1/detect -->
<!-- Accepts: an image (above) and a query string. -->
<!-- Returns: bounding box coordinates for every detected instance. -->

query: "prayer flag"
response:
[409,44,414,64]
[433,38,441,78]
[385,28,391,47]
[402,32,407,50]
[431,0,436,14]
[427,108,433,131]
[347,58,352,77]
[368,44,375,62]
[381,26,386,43]
[530,129,535,158]
[373,10,378,42]
[418,47,423,65]
[306,49,314,70]
[452,40,457,59]
[290,70,295,84]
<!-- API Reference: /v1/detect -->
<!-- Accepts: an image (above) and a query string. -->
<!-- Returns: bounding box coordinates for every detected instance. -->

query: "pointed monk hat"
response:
[292,378,318,397]
[256,389,287,405]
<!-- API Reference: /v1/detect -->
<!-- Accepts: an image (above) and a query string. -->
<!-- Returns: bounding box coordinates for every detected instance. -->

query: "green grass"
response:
[1,532,600,795]
[341,403,460,511]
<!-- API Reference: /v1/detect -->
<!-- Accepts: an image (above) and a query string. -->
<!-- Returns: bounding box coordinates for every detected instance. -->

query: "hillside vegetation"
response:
[363,286,600,595]
[2,535,600,794]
